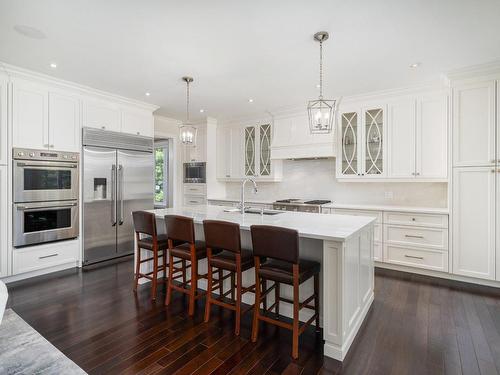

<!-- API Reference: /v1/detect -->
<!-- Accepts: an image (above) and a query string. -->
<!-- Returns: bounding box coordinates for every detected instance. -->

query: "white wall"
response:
[225,158,447,207]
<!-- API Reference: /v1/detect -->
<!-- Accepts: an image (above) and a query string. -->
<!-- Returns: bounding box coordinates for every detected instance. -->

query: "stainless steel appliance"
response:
[272,199,332,213]
[82,128,154,265]
[12,148,80,247]
[183,162,206,183]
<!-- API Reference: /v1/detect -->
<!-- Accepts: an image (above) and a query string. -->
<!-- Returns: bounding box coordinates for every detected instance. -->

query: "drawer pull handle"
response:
[189,200,198,203]
[405,254,424,260]
[411,218,416,221]
[405,234,424,239]
[39,253,58,259]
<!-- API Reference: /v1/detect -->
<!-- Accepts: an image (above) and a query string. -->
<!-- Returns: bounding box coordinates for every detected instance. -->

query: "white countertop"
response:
[150,205,375,242]
[323,203,449,215]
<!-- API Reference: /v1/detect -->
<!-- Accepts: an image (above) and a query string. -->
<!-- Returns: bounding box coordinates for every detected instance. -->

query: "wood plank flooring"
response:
[6,259,500,375]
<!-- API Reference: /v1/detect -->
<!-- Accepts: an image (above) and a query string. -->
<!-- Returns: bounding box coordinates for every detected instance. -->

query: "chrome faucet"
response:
[240,178,258,214]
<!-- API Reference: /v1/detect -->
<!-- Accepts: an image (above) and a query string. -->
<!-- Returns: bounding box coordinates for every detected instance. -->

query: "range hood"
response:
[270,112,336,160]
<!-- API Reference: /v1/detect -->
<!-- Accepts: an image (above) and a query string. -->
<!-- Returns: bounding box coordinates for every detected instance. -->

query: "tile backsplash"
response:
[225,159,447,208]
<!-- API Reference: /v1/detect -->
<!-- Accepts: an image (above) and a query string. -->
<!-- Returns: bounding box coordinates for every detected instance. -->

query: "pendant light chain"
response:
[319,40,323,100]
[186,79,190,123]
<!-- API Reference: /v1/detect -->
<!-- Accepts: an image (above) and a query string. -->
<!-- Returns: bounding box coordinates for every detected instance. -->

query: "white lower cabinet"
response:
[0,167,7,277]
[12,239,79,275]
[384,245,448,272]
[452,167,496,280]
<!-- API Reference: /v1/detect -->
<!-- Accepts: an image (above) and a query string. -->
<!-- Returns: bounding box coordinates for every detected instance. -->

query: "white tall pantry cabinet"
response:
[0,74,7,278]
[452,77,500,281]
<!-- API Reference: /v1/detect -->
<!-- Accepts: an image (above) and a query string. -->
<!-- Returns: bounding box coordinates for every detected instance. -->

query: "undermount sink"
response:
[244,208,284,215]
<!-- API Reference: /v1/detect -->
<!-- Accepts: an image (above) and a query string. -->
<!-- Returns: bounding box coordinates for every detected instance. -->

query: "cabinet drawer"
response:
[384,244,448,272]
[184,195,206,206]
[374,242,382,262]
[383,212,448,228]
[183,184,206,196]
[13,240,79,275]
[332,209,382,223]
[384,225,448,250]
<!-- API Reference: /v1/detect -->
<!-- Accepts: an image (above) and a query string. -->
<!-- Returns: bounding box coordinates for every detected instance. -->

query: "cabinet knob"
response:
[136,132,140,135]
[415,172,420,176]
[101,126,106,130]
[49,144,54,148]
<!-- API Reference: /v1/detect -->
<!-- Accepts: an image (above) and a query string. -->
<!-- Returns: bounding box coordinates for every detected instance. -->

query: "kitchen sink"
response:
[244,208,284,215]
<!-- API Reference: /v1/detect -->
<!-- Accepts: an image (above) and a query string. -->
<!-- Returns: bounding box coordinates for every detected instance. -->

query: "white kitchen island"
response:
[139,205,375,361]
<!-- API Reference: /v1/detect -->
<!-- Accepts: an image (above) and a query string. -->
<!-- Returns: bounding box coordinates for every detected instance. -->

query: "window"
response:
[154,140,170,207]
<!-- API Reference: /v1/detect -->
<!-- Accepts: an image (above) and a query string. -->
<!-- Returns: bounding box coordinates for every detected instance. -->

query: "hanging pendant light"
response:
[307,31,337,134]
[179,76,198,145]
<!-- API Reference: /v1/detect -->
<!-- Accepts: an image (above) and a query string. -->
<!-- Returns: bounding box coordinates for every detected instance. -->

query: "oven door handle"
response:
[118,165,124,225]
[16,162,77,169]
[16,202,77,211]
[111,164,117,226]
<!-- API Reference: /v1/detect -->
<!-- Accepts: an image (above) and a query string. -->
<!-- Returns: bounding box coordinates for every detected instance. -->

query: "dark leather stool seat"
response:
[203,220,256,335]
[250,224,320,360]
[170,240,207,260]
[259,259,320,284]
[137,233,169,250]
[210,249,254,272]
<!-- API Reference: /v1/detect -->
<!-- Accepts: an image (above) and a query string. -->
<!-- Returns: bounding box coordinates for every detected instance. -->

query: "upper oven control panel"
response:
[13,148,79,162]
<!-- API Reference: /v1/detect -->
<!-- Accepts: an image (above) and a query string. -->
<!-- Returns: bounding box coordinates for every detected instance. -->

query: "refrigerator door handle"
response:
[118,164,124,225]
[111,164,117,226]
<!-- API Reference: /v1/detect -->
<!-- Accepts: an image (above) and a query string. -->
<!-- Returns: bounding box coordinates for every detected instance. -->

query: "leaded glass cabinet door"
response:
[341,111,359,176]
[363,107,384,175]
[244,126,256,176]
[259,124,271,176]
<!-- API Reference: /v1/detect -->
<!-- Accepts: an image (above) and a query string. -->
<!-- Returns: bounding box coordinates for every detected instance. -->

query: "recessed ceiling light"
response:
[409,63,421,68]
[316,84,321,88]
[13,25,46,39]
[199,109,205,113]
[145,92,151,96]
[248,98,254,103]
[49,63,57,69]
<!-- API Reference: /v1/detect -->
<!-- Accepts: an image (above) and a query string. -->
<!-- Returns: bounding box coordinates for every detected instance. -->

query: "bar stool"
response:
[203,220,255,335]
[250,225,320,359]
[165,215,208,316]
[132,211,169,301]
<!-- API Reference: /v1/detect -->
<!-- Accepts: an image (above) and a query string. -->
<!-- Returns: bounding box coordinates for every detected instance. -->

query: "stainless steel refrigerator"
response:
[82,128,153,265]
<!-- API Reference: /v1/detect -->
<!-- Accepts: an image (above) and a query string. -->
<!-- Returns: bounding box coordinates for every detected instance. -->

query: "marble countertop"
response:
[323,203,449,214]
[150,205,375,242]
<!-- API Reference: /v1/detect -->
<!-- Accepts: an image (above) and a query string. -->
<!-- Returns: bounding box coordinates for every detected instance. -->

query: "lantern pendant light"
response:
[179,76,197,145]
[307,31,337,134]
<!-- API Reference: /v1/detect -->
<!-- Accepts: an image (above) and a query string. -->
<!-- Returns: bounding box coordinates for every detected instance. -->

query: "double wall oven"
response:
[13,148,80,247]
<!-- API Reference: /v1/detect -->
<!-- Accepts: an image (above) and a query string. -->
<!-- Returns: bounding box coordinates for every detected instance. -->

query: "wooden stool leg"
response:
[133,239,141,292]
[231,272,235,300]
[151,245,158,301]
[165,249,174,306]
[275,281,280,317]
[218,269,223,297]
[292,264,300,359]
[188,245,197,316]
[314,273,320,331]
[204,250,213,323]
[251,257,261,342]
[235,255,242,335]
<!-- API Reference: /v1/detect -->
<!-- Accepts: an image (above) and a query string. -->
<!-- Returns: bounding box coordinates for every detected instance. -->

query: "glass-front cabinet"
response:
[337,105,386,178]
[243,123,278,179]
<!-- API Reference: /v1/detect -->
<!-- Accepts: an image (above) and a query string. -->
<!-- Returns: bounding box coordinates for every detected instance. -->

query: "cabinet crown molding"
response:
[0,61,159,112]
[446,60,500,84]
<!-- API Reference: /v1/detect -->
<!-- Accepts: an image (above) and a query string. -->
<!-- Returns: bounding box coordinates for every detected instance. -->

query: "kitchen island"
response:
[138,205,375,361]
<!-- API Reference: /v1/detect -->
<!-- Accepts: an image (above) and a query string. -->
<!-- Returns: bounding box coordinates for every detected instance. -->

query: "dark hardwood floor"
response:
[6,260,500,375]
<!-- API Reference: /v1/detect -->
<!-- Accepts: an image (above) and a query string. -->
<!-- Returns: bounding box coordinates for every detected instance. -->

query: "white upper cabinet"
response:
[0,166,7,277]
[217,126,243,179]
[453,167,496,280]
[244,123,282,180]
[387,98,415,178]
[416,93,448,179]
[48,91,80,152]
[121,108,154,137]
[13,80,80,152]
[13,80,49,150]
[453,80,496,167]
[82,99,121,132]
[0,76,7,165]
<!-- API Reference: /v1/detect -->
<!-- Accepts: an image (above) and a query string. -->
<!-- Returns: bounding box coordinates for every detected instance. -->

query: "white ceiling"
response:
[0,0,499,121]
